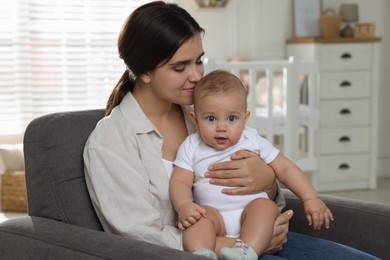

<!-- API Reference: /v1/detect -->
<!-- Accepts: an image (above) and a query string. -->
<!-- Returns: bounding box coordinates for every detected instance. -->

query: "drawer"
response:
[320,100,371,127]
[319,43,372,71]
[318,154,370,182]
[320,72,371,99]
[319,127,370,154]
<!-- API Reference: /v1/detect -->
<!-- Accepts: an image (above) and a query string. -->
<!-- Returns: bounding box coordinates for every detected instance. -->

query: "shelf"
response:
[287,36,382,44]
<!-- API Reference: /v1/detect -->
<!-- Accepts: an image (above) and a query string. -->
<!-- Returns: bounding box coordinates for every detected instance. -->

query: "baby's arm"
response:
[169,166,206,230]
[269,154,334,230]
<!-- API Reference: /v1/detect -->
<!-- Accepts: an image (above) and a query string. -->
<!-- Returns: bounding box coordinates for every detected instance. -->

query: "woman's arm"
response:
[84,145,182,250]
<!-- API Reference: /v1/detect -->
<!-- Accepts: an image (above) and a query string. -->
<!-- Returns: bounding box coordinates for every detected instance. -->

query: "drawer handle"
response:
[340,108,351,115]
[340,53,352,59]
[340,81,351,87]
[338,163,350,170]
[339,136,350,142]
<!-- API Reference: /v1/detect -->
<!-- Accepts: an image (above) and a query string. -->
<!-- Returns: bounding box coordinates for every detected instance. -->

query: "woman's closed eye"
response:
[172,57,203,73]
[174,66,185,72]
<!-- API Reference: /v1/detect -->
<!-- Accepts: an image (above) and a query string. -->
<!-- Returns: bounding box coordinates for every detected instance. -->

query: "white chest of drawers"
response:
[287,37,381,191]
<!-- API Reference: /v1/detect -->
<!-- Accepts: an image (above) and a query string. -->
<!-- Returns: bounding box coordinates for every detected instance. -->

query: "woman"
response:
[83,2,377,259]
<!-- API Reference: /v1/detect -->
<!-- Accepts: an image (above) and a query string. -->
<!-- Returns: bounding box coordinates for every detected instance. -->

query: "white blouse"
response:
[163,159,174,180]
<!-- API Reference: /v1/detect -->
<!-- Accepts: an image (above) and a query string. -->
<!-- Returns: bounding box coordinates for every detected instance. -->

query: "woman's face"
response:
[146,33,205,106]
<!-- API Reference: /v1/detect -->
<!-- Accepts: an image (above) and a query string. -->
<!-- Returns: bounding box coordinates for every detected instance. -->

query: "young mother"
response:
[83,2,377,259]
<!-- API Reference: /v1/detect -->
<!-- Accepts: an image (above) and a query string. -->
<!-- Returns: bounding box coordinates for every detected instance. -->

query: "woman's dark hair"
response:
[105,1,204,115]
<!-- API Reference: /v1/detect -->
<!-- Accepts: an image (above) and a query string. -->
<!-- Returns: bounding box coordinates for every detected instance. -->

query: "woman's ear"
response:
[190,111,200,130]
[139,72,151,84]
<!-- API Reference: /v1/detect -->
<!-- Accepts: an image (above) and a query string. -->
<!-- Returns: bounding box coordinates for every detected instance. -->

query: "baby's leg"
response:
[183,205,226,253]
[240,198,279,255]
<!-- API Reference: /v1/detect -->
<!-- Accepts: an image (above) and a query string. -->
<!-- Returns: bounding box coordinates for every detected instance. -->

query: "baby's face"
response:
[192,92,249,150]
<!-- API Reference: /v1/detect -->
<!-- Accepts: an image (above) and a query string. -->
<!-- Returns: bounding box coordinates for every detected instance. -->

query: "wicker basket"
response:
[319,8,342,38]
[354,23,375,38]
[320,16,342,38]
[1,171,28,212]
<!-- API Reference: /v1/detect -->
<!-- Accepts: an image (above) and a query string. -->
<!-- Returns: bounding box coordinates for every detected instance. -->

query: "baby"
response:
[169,70,334,259]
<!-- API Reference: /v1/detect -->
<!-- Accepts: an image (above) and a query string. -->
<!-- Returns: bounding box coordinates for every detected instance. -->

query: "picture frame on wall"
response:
[292,0,323,38]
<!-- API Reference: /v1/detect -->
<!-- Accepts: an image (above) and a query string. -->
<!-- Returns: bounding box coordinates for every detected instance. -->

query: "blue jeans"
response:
[259,232,379,260]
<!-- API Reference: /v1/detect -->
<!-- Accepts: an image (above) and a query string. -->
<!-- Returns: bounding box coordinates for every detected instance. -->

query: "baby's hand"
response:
[177,201,206,230]
[304,198,334,230]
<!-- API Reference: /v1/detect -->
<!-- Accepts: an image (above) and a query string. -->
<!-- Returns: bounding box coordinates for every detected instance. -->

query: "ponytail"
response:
[105,71,135,116]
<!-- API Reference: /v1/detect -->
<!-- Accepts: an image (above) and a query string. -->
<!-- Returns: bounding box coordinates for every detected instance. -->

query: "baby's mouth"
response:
[215,137,228,144]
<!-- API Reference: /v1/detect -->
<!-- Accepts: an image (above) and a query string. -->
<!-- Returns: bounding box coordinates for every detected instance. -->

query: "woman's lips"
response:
[183,87,195,93]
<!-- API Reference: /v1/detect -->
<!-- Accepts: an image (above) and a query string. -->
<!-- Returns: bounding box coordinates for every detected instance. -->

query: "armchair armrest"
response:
[283,189,390,260]
[0,216,203,260]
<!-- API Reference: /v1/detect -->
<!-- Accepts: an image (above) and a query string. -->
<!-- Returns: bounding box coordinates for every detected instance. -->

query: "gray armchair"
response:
[0,109,389,259]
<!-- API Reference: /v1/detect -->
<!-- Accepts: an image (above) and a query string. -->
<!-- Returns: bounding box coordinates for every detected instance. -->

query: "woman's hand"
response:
[264,210,293,254]
[205,150,276,196]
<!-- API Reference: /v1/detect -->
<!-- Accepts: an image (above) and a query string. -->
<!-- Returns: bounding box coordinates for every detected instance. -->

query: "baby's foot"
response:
[193,248,218,259]
[220,239,258,260]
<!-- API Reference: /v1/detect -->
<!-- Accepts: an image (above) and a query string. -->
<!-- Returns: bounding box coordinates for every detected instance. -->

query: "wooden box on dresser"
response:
[287,37,381,192]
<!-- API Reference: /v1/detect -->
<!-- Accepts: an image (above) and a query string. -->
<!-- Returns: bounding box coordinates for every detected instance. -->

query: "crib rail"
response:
[206,58,318,171]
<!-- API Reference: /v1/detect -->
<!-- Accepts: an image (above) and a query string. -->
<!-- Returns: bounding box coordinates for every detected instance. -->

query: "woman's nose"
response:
[189,65,204,82]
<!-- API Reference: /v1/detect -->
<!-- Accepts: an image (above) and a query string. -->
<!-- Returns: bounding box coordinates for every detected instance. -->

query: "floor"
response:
[324,177,390,205]
[1,177,390,224]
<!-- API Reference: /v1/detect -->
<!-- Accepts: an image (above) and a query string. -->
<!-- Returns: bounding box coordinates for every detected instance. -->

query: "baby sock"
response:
[220,239,258,260]
[193,248,218,259]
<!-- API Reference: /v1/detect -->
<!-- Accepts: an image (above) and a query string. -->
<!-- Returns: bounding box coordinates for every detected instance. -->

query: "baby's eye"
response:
[207,116,216,122]
[227,115,236,122]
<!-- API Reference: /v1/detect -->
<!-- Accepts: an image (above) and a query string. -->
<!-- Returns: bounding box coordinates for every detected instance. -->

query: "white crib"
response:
[206,58,319,172]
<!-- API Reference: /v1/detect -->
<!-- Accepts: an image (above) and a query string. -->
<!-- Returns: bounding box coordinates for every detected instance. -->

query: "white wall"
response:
[177,0,390,176]
[377,0,390,176]
[177,0,293,59]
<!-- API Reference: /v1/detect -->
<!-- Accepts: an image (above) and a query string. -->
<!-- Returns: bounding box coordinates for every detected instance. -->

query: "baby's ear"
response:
[244,110,250,124]
[190,111,200,130]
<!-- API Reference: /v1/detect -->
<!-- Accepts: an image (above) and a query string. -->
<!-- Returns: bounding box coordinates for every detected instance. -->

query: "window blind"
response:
[0,0,151,137]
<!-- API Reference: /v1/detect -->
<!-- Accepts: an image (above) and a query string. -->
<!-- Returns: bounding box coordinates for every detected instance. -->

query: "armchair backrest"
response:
[24,109,105,230]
